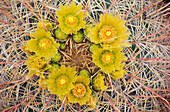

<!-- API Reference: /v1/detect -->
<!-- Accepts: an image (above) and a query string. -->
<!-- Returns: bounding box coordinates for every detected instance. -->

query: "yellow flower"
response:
[25,55,50,71]
[92,48,126,73]
[21,45,35,57]
[37,20,53,31]
[46,65,77,99]
[110,64,125,80]
[92,74,107,91]
[25,28,60,59]
[25,55,51,79]
[67,75,92,105]
[56,2,87,34]
[89,13,131,48]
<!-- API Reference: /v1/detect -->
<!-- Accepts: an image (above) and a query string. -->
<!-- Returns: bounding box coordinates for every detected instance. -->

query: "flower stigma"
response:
[102,53,113,63]
[72,83,86,98]
[39,39,50,49]
[66,16,77,25]
[99,26,116,41]
[58,77,68,86]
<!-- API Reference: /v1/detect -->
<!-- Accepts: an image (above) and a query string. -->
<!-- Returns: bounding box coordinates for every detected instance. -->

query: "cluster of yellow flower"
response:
[88,13,131,80]
[23,1,130,107]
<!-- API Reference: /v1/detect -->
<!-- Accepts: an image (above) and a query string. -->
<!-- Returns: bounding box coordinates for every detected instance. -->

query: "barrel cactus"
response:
[0,0,169,111]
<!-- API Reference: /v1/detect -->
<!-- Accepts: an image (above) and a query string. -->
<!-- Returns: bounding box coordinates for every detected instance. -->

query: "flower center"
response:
[106,31,111,36]
[77,88,82,93]
[72,83,86,98]
[34,58,45,68]
[57,76,68,86]
[102,52,113,63]
[39,39,50,49]
[66,16,77,25]
[99,26,116,42]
